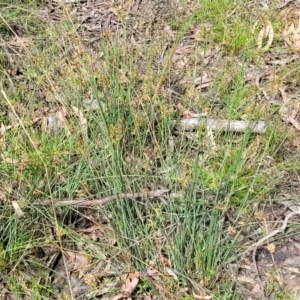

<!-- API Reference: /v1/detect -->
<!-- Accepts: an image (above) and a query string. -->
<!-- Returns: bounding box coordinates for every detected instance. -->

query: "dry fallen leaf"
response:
[290,101,300,119]
[71,106,88,137]
[257,20,274,51]
[0,123,12,135]
[251,283,263,296]
[279,97,300,131]
[65,251,90,275]
[165,267,178,281]
[147,267,160,281]
[121,271,140,296]
[112,271,140,300]
[283,12,300,52]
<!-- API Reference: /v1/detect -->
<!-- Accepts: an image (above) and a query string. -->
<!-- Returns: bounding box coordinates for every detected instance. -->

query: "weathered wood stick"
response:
[174,118,268,133]
[33,189,169,207]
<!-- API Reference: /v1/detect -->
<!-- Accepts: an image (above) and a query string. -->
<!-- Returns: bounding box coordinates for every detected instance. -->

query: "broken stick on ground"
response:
[174,118,268,133]
[32,189,169,207]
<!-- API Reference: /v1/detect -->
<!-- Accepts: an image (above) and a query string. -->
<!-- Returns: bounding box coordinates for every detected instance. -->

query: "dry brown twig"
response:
[33,189,169,207]
[252,246,265,299]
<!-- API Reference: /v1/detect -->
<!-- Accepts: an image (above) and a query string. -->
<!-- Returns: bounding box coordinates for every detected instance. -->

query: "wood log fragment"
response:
[173,118,267,133]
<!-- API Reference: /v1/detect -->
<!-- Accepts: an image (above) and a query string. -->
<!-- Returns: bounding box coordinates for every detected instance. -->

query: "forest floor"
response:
[1,0,300,299]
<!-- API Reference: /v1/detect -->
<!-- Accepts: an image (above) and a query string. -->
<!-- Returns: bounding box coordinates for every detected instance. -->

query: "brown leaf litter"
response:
[37,0,122,42]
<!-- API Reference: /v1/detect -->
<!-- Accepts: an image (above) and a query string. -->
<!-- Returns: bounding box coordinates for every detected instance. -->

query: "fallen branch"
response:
[33,189,169,207]
[173,118,268,133]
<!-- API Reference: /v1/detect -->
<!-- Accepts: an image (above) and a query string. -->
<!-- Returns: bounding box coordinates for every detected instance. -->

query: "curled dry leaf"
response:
[283,12,300,52]
[165,267,178,281]
[121,272,139,296]
[112,271,140,300]
[287,102,300,130]
[257,20,274,51]
[71,106,88,137]
[287,117,300,130]
[147,267,161,281]
[0,123,12,135]
[251,283,263,296]
[278,89,300,130]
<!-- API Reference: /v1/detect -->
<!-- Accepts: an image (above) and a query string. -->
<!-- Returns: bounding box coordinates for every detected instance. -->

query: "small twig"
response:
[34,189,169,207]
[252,247,265,299]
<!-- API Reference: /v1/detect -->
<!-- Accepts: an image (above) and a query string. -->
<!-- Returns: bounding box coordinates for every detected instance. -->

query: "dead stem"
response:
[33,189,169,207]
